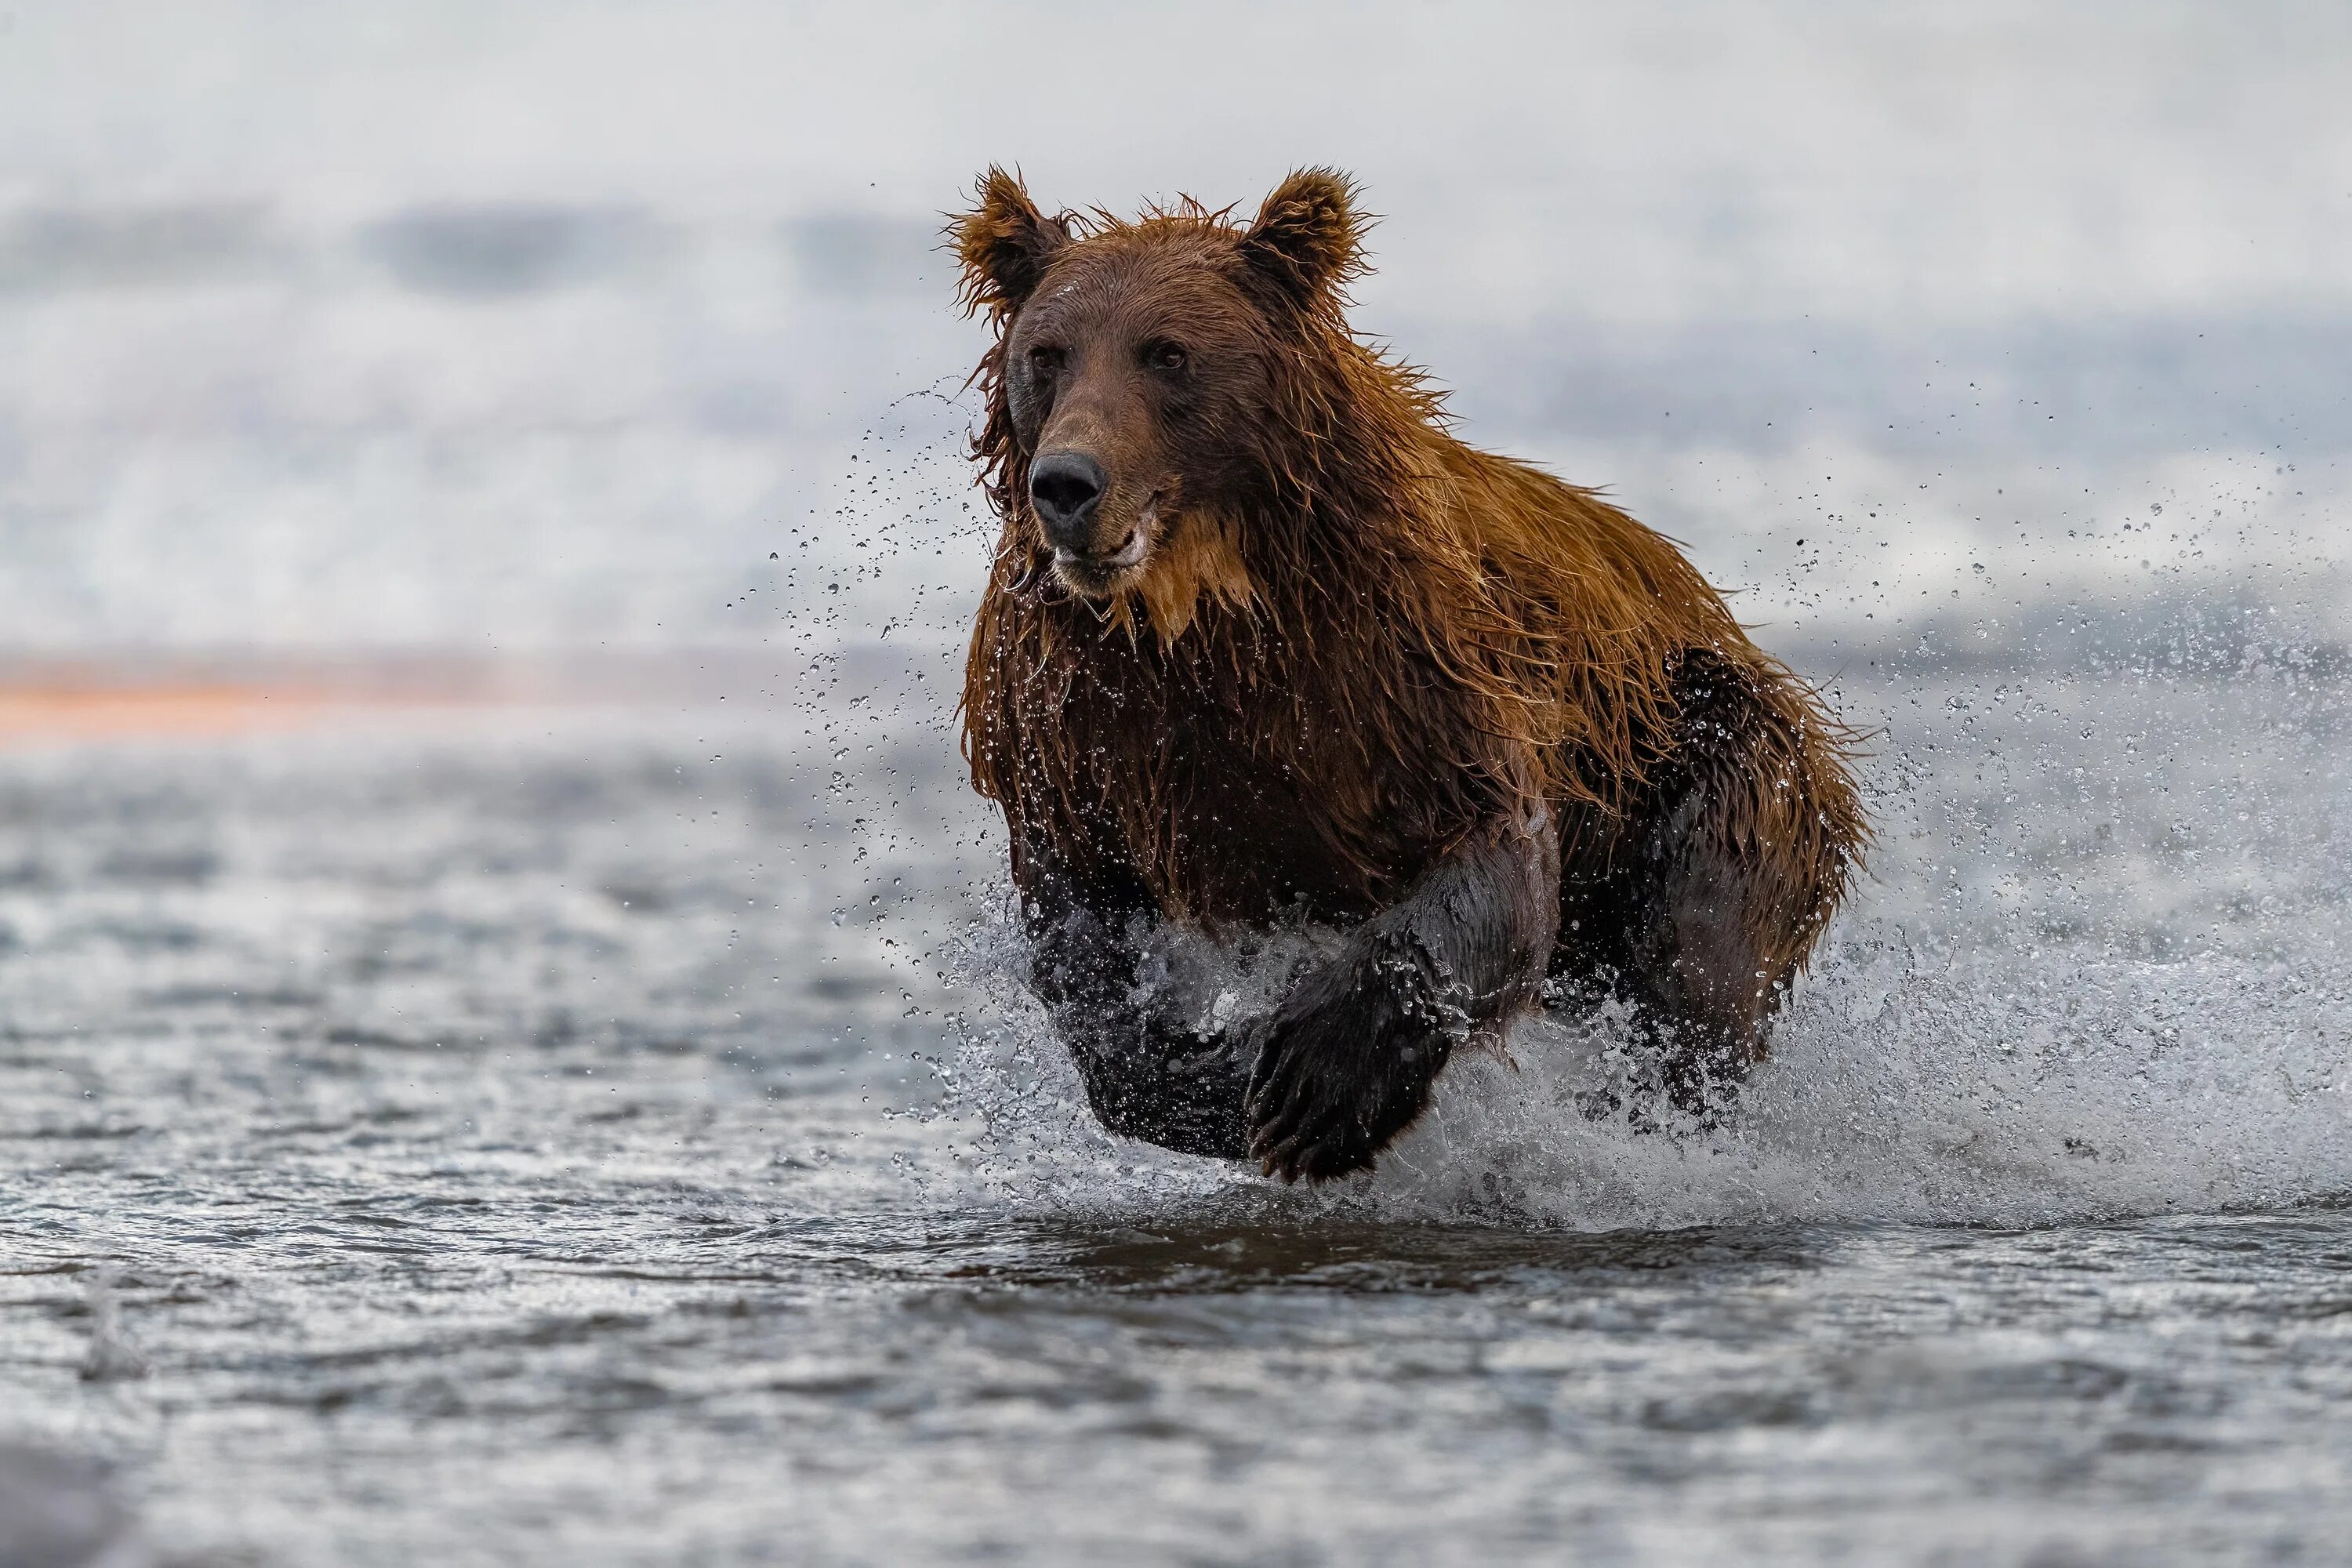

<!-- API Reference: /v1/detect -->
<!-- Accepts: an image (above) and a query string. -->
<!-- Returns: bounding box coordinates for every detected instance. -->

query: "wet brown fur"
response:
[953,168,1867,1051]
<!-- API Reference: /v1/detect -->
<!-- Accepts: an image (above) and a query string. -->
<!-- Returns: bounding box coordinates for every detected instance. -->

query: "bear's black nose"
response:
[1029,451,1106,549]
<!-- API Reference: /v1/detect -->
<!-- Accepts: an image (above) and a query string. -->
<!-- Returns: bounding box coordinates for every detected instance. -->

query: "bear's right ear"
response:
[949,168,1067,320]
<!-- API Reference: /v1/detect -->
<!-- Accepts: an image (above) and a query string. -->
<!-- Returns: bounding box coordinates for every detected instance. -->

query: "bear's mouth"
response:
[1051,493,1161,597]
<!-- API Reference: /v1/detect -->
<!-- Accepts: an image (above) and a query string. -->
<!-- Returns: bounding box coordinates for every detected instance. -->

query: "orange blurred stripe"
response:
[0,683,470,745]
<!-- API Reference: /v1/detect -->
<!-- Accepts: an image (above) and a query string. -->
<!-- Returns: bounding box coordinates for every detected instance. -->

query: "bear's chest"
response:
[1105,667,1459,924]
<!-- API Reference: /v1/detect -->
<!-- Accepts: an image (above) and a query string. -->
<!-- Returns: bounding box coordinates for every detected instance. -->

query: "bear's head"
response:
[950,168,1370,623]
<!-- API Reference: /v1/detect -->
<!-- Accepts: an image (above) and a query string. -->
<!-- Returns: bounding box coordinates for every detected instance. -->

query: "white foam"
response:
[1377,938,2352,1229]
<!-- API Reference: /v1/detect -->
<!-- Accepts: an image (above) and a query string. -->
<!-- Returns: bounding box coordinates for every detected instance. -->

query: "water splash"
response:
[929,911,2352,1232]
[923,656,2352,1232]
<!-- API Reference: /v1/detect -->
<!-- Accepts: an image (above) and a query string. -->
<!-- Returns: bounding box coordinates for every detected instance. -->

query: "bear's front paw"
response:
[1244,960,1449,1183]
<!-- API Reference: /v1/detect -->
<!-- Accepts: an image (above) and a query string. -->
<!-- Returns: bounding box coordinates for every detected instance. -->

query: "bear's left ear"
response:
[949,167,1068,321]
[1240,168,1366,308]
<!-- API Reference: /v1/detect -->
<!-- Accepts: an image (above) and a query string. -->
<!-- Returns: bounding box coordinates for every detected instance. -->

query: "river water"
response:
[3,639,2350,1566]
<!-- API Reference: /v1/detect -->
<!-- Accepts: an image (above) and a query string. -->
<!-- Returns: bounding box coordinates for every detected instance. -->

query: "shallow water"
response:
[2,659,2347,1566]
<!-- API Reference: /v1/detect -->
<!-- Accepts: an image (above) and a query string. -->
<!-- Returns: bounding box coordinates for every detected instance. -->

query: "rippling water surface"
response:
[3,655,2348,1566]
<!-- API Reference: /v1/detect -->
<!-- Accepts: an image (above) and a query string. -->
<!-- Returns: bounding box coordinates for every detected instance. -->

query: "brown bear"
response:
[951,168,1867,1182]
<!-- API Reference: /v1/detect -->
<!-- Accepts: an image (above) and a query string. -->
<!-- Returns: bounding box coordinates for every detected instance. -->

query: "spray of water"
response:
[831,391,2352,1233]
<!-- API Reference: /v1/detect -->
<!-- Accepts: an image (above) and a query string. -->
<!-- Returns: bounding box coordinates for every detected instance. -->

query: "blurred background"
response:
[7,6,2352,1565]
[3,0,2347,673]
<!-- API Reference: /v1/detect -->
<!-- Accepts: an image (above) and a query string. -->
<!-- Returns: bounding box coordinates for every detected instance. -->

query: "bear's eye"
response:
[1145,341,1188,374]
[1026,345,1064,376]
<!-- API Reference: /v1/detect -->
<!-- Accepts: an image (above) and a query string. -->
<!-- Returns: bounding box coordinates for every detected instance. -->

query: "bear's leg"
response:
[1615,789,1788,1120]
[1555,655,1854,1123]
[1247,805,1561,1182]
[1016,833,1256,1160]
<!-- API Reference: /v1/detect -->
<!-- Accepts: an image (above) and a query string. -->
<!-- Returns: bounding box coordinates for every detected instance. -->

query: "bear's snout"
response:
[1029,451,1108,554]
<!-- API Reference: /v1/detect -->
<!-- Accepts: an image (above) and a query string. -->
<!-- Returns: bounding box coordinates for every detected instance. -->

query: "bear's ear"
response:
[949,167,1067,320]
[1240,168,1366,308]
